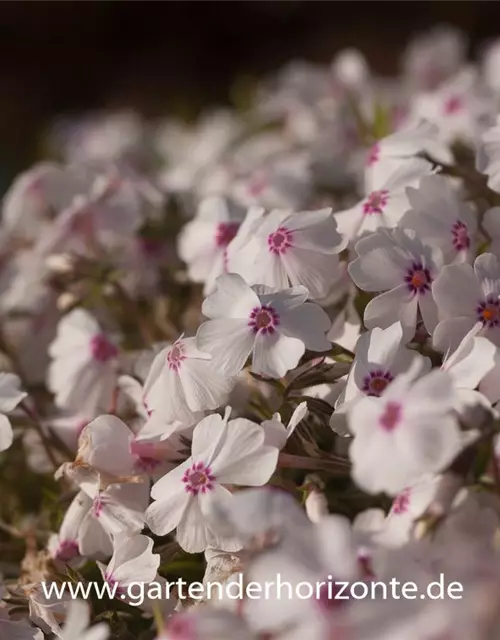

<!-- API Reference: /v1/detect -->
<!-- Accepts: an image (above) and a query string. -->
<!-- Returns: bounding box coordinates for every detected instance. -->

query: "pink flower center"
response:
[182,462,215,495]
[477,296,500,327]
[267,226,293,255]
[104,573,126,597]
[380,401,402,431]
[129,439,162,472]
[404,262,432,294]
[55,539,79,562]
[166,614,196,639]
[362,369,394,397]
[142,397,153,417]
[248,173,268,197]
[215,222,240,248]
[248,304,280,334]
[316,580,349,611]
[367,143,380,166]
[92,494,107,517]
[391,488,411,515]
[167,344,186,371]
[136,456,162,472]
[451,220,470,251]
[358,551,375,579]
[443,95,463,115]
[90,334,118,363]
[363,190,389,215]
[139,236,163,256]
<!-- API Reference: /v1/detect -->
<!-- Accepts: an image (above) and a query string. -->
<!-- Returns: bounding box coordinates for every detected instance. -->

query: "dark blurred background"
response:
[3,1,500,183]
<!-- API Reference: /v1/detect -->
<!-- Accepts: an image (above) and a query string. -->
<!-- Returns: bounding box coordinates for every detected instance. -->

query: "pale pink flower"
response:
[196,274,332,378]
[348,361,462,495]
[0,608,43,640]
[432,253,500,348]
[48,309,119,415]
[348,227,443,339]
[409,68,493,145]
[58,600,109,640]
[81,414,175,479]
[177,196,245,295]
[403,25,466,90]
[227,207,345,300]
[78,482,149,559]
[146,409,279,553]
[401,174,477,263]
[477,117,500,193]
[335,158,433,243]
[364,120,451,193]
[0,373,27,452]
[331,322,431,433]
[143,336,233,425]
[97,533,160,608]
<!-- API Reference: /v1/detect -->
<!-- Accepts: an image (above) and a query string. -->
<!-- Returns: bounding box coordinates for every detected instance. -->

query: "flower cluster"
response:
[4,23,500,640]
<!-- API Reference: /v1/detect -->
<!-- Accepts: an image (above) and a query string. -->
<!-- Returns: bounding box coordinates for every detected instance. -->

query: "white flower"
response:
[348,227,442,339]
[261,402,308,449]
[196,274,332,378]
[80,414,175,478]
[401,174,477,263]
[48,309,119,416]
[227,207,345,299]
[143,336,233,425]
[380,476,440,547]
[335,158,433,244]
[403,25,466,90]
[97,533,160,606]
[242,514,361,640]
[0,373,27,452]
[348,361,462,496]
[0,608,43,640]
[206,486,315,558]
[0,250,52,315]
[57,600,109,640]
[157,110,242,195]
[178,196,245,295]
[1,162,69,242]
[477,117,500,193]
[409,68,492,145]
[72,482,149,558]
[48,491,89,564]
[331,322,431,432]
[52,111,147,165]
[119,373,195,443]
[364,120,451,193]
[436,321,496,414]
[160,610,256,640]
[432,253,500,348]
[230,152,312,211]
[146,409,279,553]
[331,48,369,91]
[26,586,72,636]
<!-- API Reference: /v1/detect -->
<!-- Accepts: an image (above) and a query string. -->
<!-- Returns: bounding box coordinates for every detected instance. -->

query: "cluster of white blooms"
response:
[5,23,500,640]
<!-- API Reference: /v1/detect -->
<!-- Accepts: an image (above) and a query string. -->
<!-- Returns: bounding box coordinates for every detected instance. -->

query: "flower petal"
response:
[196,318,254,377]
[252,331,304,378]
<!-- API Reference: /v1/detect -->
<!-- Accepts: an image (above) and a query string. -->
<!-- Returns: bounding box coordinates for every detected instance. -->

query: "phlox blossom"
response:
[146,409,279,553]
[196,274,332,378]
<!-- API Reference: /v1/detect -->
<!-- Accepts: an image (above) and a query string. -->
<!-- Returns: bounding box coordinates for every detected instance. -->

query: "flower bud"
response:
[56,292,80,312]
[46,253,76,275]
